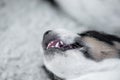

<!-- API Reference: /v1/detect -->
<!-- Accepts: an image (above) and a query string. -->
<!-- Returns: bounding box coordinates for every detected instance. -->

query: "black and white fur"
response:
[42,29,120,80]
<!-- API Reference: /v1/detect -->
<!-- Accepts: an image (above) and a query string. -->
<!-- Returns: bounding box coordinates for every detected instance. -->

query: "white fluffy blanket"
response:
[0,0,119,80]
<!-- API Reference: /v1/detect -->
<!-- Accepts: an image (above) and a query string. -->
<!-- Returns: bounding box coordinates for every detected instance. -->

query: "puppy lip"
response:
[46,39,65,49]
[45,39,83,51]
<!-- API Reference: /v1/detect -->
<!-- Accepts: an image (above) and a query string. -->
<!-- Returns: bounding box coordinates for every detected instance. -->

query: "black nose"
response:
[44,30,52,36]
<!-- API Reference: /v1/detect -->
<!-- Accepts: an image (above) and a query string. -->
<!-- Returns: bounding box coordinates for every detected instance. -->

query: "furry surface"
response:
[54,0,120,34]
[0,0,119,80]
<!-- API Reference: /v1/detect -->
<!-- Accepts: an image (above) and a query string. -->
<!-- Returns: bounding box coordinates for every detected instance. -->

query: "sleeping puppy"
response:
[42,29,120,80]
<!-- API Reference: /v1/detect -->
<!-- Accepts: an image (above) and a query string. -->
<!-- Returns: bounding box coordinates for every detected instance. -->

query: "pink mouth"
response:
[47,40,65,49]
[46,39,83,50]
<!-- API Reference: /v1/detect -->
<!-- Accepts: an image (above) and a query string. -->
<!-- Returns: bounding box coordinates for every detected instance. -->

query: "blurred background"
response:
[0,0,119,80]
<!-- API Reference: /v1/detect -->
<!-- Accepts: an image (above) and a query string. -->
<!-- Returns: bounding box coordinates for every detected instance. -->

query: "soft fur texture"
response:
[0,0,120,80]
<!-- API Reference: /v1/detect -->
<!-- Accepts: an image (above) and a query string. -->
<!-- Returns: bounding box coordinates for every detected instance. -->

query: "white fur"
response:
[44,49,120,80]
[69,69,120,80]
[54,29,80,44]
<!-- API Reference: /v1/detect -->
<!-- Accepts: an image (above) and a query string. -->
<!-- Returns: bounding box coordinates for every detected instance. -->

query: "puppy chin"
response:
[43,49,84,78]
[44,49,120,79]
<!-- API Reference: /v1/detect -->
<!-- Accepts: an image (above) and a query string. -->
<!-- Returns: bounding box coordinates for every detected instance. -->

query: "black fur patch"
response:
[83,50,95,60]
[44,0,58,7]
[79,31,120,45]
[42,65,64,80]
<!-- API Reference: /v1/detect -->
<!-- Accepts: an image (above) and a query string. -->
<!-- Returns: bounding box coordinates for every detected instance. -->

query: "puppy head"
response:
[42,29,120,79]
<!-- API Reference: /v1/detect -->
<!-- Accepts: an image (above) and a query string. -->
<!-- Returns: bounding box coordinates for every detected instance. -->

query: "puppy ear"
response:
[79,30,120,45]
[114,41,120,50]
[78,30,120,60]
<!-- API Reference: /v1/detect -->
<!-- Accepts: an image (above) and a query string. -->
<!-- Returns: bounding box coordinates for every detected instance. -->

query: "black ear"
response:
[78,30,120,45]
[42,65,64,80]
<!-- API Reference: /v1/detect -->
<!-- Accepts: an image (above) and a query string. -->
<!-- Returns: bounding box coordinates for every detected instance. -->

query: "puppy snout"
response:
[44,30,52,36]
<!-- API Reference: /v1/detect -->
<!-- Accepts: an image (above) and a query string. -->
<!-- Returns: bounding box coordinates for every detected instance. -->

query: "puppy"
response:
[42,29,120,80]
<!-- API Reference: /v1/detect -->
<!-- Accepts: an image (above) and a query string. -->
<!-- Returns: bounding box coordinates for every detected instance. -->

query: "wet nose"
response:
[44,30,52,36]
